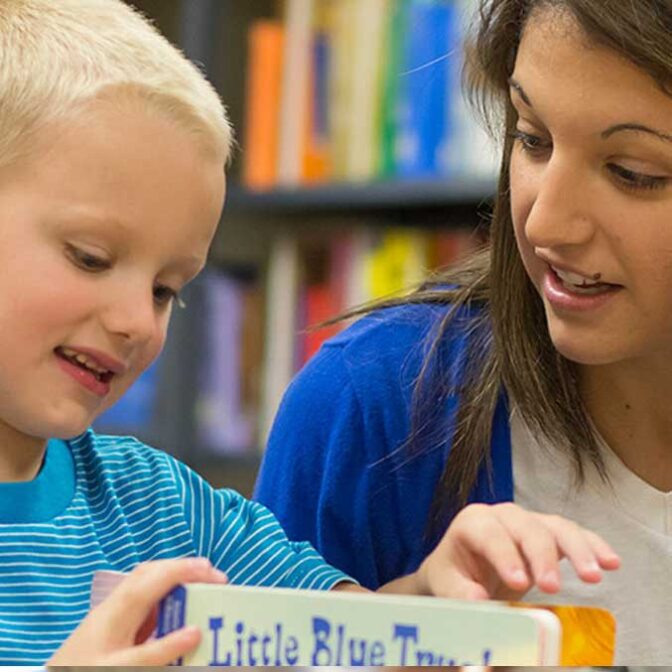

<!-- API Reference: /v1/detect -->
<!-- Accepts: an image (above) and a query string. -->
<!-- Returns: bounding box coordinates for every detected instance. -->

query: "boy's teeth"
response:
[59,348,108,375]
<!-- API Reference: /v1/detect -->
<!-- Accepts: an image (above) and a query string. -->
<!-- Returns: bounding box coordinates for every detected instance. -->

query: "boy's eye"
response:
[66,244,110,272]
[153,284,185,308]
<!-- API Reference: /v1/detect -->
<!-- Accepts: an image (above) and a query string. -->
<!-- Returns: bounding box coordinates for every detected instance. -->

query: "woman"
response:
[256,0,672,664]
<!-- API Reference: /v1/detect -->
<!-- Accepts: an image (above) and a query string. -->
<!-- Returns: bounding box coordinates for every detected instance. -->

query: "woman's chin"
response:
[548,330,617,367]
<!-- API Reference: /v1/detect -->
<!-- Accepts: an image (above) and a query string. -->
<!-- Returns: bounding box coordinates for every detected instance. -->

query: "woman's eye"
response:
[67,244,110,272]
[511,130,551,157]
[606,163,670,192]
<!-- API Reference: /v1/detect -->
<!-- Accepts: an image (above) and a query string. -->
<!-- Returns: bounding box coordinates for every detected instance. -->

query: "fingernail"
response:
[542,571,559,587]
[212,567,228,581]
[510,569,527,584]
[585,561,600,573]
[189,558,211,570]
[181,625,201,639]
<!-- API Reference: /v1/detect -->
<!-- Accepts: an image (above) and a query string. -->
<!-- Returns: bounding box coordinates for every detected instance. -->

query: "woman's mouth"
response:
[543,266,623,312]
[551,266,618,295]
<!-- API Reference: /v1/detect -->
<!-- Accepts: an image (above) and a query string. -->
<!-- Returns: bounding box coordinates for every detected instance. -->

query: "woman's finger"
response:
[487,503,564,593]
[449,505,532,594]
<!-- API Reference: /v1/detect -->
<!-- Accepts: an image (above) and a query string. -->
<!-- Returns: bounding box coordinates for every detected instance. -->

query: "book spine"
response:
[242,21,284,190]
[277,0,314,186]
[157,585,188,665]
[394,0,454,178]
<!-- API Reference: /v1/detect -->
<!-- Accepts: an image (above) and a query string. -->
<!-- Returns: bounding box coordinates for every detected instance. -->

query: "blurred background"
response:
[95,0,497,496]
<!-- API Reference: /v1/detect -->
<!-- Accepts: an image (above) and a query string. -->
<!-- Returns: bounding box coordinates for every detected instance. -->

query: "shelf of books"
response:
[239,0,496,193]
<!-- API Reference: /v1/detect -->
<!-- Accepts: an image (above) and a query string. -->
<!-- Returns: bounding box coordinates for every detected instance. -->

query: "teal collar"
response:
[0,439,76,523]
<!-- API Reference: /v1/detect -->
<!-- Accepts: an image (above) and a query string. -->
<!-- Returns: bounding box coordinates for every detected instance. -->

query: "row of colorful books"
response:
[96,227,483,456]
[243,0,498,190]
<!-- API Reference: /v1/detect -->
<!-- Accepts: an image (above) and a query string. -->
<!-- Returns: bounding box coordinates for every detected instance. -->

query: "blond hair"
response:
[0,0,233,168]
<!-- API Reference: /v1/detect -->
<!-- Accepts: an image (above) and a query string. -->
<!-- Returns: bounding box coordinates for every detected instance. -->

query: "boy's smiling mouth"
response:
[54,346,126,397]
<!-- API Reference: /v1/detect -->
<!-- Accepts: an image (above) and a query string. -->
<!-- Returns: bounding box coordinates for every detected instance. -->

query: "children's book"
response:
[90,572,615,667]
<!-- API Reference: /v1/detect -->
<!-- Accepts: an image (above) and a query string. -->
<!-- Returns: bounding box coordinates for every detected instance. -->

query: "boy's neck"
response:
[581,358,672,492]
[0,423,47,482]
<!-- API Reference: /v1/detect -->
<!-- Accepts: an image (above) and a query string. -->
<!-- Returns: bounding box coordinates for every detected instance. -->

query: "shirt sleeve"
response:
[172,459,354,591]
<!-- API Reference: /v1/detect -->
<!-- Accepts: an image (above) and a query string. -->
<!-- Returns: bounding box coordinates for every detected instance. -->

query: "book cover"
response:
[90,573,615,667]
[156,584,559,666]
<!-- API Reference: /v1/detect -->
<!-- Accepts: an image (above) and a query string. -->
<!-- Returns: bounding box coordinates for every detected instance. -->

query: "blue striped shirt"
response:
[0,430,351,665]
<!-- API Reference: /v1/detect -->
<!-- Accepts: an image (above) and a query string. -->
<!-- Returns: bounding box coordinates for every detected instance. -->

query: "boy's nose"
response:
[102,291,160,346]
[523,157,597,251]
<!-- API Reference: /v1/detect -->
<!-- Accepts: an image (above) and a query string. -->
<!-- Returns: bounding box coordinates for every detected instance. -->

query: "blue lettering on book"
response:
[394,623,492,666]
[311,616,387,665]
[207,615,493,666]
[208,617,299,666]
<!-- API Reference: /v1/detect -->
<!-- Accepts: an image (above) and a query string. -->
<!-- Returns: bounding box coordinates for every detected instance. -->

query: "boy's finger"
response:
[104,625,202,666]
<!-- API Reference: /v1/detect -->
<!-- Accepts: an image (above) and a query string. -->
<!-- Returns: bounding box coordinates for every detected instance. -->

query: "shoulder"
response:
[290,300,484,420]
[264,300,487,479]
[69,430,175,479]
[69,430,203,505]
[70,429,251,511]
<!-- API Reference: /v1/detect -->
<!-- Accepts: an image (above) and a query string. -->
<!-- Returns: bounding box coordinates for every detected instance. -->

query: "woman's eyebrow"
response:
[509,77,672,144]
[602,122,672,143]
[508,77,532,107]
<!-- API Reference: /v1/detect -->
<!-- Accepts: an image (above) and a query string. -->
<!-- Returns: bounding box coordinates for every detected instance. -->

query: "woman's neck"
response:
[580,358,672,492]
[0,421,47,482]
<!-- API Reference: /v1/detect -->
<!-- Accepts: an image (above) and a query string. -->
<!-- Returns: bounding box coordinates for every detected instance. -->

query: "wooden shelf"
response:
[226,176,496,217]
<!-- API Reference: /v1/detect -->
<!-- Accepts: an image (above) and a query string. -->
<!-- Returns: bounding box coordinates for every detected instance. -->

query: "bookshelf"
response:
[103,0,495,497]
[226,178,495,216]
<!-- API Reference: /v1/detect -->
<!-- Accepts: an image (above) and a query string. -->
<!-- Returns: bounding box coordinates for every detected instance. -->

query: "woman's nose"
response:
[523,156,597,251]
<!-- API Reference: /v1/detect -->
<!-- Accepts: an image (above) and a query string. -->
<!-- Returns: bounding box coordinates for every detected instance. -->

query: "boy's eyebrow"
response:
[508,77,532,107]
[601,123,672,144]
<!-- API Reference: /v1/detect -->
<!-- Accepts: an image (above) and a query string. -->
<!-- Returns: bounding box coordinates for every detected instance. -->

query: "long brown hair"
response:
[341,0,672,537]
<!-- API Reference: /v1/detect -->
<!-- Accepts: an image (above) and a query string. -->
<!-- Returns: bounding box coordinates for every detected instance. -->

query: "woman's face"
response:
[510,8,672,368]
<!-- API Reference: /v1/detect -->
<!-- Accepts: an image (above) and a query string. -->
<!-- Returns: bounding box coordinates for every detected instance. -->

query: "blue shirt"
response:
[0,431,349,665]
[255,303,514,590]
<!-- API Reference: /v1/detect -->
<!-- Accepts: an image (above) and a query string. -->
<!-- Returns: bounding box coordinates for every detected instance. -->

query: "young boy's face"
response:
[0,100,225,446]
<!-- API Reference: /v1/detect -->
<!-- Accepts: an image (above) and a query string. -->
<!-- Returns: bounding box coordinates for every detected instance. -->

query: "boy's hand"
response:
[47,557,228,666]
[414,503,621,601]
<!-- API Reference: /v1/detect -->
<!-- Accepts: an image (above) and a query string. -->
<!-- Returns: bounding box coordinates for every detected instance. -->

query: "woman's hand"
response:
[414,503,621,601]
[48,557,228,666]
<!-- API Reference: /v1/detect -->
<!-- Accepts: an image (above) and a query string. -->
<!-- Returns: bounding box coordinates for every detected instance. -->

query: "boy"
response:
[0,0,356,664]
